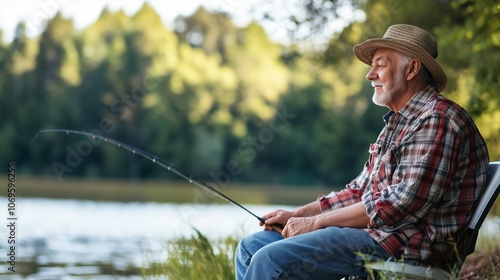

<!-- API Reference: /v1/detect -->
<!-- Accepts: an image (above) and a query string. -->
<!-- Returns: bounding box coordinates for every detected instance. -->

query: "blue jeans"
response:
[235,227,391,280]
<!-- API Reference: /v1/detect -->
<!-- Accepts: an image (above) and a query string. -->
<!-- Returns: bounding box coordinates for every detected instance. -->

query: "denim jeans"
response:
[235,227,391,280]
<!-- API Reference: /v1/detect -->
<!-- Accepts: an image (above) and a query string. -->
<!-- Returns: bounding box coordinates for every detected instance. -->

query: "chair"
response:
[365,161,500,280]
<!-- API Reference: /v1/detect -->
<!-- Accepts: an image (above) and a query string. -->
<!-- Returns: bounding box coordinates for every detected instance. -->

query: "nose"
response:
[366,67,377,81]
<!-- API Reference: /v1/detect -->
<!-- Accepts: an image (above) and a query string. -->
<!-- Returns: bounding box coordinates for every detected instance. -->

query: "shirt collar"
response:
[383,85,439,123]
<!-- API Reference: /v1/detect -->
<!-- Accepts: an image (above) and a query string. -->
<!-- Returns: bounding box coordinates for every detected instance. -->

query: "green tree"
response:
[174,6,237,61]
[435,0,500,160]
[9,2,497,187]
[226,22,289,124]
[0,17,79,172]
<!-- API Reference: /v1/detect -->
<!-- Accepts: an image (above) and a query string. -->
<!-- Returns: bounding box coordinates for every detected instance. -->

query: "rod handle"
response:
[270,223,284,234]
[258,217,283,234]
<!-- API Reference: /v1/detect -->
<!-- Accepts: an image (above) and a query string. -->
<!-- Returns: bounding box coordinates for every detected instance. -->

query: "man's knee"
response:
[253,246,323,280]
[236,237,252,266]
[251,241,286,266]
[237,231,277,264]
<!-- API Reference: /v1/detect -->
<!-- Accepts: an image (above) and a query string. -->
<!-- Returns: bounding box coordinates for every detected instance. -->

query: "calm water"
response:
[0,197,289,279]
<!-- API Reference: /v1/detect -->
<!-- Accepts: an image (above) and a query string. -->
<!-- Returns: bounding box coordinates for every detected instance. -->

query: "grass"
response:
[141,228,239,280]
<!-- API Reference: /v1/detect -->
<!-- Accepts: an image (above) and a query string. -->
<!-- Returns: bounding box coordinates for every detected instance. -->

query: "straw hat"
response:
[353,24,447,92]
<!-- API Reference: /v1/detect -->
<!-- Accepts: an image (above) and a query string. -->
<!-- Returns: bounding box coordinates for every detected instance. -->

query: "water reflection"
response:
[0,198,284,279]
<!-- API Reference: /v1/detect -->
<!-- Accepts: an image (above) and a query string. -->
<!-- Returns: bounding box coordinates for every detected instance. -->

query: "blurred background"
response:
[0,0,499,278]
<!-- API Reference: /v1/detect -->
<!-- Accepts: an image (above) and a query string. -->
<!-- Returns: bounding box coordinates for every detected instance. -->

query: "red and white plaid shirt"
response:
[318,85,489,266]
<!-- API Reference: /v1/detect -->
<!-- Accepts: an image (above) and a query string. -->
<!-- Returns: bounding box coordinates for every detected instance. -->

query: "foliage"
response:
[141,228,239,280]
[438,0,500,160]
[0,1,498,187]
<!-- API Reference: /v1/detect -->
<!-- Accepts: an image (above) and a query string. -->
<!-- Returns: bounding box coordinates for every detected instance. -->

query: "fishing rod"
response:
[35,129,283,232]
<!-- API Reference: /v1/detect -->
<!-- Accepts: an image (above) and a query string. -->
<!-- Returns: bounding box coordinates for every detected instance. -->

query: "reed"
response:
[142,228,239,280]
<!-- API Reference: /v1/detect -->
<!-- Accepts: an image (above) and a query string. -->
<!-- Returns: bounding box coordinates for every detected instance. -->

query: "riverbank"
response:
[7,175,334,206]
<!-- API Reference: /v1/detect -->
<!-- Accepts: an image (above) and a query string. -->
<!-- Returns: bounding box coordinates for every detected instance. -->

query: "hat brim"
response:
[353,38,447,92]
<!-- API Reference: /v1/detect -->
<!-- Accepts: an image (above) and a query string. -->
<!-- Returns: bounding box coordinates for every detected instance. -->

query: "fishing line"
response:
[36,129,283,231]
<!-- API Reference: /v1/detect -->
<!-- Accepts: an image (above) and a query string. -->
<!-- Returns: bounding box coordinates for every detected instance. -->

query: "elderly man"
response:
[235,24,490,279]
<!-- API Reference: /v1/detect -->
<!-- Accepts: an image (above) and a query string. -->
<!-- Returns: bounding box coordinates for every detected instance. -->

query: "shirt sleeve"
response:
[363,110,461,229]
[318,163,371,212]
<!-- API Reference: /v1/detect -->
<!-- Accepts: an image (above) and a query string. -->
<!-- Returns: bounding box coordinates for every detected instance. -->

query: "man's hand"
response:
[259,202,369,238]
[260,210,320,237]
[281,216,319,238]
[259,201,324,234]
[260,209,294,231]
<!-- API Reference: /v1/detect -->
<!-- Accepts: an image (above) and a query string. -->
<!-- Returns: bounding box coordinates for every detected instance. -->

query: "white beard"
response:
[371,72,406,108]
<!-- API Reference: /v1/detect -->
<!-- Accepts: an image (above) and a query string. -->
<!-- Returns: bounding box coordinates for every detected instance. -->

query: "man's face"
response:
[365,48,408,110]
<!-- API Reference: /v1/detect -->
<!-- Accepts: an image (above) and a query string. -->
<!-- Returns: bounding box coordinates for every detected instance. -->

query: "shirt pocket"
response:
[380,142,399,165]
[368,143,381,172]
[379,142,399,185]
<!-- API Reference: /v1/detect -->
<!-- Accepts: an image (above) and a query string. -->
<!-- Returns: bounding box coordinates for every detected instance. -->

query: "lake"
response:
[0,197,290,279]
[0,198,498,279]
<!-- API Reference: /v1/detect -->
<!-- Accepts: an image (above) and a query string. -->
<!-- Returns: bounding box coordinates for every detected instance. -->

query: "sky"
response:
[0,0,363,46]
[0,0,247,42]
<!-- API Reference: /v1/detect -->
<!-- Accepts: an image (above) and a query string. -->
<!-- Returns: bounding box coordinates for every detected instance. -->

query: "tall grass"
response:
[143,219,499,280]
[142,228,239,280]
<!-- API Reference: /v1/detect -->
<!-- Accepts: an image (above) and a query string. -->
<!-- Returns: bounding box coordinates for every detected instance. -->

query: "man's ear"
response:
[406,59,421,81]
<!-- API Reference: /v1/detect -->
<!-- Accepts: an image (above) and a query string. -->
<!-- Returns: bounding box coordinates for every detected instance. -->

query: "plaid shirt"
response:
[318,85,489,266]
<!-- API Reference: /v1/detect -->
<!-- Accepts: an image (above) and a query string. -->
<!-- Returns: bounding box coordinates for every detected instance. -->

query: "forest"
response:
[0,0,498,187]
